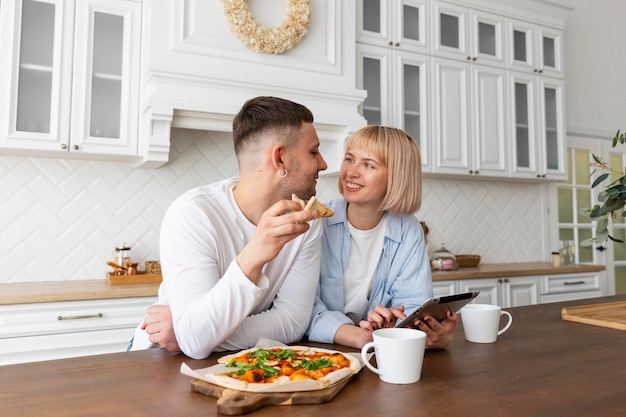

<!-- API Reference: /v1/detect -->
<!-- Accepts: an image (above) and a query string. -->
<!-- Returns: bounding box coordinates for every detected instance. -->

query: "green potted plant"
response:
[581,130,626,246]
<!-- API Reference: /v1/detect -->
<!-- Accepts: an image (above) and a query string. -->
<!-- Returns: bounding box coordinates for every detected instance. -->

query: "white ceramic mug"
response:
[461,304,513,343]
[360,327,426,384]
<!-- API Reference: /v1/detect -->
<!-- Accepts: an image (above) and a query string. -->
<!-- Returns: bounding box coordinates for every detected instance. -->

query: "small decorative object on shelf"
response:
[106,243,162,284]
[431,244,458,271]
[144,260,162,274]
[456,255,481,268]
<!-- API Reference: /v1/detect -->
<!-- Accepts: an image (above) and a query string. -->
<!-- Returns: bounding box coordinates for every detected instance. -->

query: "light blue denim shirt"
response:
[307,198,433,343]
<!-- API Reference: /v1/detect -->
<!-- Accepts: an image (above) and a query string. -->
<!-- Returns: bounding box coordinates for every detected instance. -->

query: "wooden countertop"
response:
[431,261,606,281]
[0,279,159,305]
[0,262,605,305]
[2,294,625,416]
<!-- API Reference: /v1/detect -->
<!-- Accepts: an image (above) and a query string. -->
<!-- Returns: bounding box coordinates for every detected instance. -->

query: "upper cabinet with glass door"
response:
[432,1,504,68]
[357,0,430,54]
[0,0,141,158]
[508,71,566,180]
[356,0,432,171]
[506,18,563,78]
[357,44,431,170]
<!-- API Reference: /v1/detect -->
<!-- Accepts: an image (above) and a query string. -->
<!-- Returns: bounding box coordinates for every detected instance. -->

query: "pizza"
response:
[184,346,362,393]
[292,194,335,218]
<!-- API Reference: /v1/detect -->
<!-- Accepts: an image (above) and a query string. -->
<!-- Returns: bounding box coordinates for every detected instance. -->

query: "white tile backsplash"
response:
[0,128,545,283]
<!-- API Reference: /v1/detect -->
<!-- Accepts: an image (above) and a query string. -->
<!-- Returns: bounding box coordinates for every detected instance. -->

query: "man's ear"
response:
[270,143,286,171]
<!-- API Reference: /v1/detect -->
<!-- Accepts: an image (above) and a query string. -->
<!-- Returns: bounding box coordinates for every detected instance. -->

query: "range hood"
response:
[137,1,366,172]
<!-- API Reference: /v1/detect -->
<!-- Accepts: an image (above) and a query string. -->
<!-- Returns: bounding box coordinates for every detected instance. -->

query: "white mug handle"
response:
[498,310,513,335]
[361,342,381,375]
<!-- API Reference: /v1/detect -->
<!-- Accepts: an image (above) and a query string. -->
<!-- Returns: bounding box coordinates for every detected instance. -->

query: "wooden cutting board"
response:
[561,301,626,330]
[191,375,353,415]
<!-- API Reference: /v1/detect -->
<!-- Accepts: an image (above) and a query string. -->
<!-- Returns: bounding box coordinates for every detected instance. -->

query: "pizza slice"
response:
[292,194,335,218]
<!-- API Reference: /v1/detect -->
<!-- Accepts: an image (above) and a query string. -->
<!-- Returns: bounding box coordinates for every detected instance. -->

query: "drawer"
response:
[541,273,601,295]
[540,290,603,304]
[0,297,156,338]
[0,328,136,365]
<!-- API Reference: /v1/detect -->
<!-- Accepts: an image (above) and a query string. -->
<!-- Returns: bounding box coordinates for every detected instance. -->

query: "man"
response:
[130,96,327,359]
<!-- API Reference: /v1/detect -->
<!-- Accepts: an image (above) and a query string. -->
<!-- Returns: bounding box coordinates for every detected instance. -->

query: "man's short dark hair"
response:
[232,96,314,156]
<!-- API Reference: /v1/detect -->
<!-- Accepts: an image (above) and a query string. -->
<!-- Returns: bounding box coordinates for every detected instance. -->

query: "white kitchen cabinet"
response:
[0,296,155,365]
[540,272,603,304]
[357,0,430,54]
[506,18,563,78]
[356,43,431,170]
[449,272,604,307]
[432,279,458,297]
[502,276,540,307]
[0,0,141,158]
[459,276,539,308]
[432,57,508,177]
[508,70,566,180]
[432,1,504,68]
[356,0,568,181]
[459,278,500,305]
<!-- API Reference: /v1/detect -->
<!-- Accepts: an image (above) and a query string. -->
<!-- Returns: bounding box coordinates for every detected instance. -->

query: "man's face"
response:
[280,123,327,200]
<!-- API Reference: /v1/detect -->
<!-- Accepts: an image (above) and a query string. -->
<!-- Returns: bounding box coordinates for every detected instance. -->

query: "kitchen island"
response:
[1,295,624,417]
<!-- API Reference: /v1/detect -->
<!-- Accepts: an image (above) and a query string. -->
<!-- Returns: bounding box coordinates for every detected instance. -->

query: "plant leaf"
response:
[592,173,609,188]
[580,237,596,247]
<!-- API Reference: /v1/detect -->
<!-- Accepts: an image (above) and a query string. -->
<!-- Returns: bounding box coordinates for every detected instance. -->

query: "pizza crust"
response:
[292,194,335,218]
[181,346,362,393]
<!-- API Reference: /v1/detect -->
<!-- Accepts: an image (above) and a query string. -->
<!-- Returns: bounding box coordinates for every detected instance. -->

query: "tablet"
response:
[395,291,480,328]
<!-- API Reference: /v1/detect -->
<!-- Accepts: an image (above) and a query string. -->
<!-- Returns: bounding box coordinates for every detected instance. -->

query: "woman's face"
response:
[340,148,388,206]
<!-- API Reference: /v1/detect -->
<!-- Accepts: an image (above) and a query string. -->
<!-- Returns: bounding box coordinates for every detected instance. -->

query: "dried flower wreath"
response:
[221,0,312,54]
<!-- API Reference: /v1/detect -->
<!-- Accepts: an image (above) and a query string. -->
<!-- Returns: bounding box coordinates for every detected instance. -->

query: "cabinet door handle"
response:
[73,144,79,150]
[60,144,67,149]
[563,281,585,286]
[57,313,103,320]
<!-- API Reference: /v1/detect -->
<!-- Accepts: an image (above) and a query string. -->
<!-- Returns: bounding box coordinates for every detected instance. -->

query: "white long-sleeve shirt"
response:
[131,178,322,359]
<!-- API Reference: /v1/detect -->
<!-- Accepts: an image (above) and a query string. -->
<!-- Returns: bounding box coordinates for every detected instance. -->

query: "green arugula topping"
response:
[224,349,336,380]
[275,349,298,360]
[226,360,279,377]
[301,358,332,371]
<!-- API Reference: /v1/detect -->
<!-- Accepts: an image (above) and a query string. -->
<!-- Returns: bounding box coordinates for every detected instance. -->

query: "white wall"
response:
[0,128,545,283]
[564,0,626,134]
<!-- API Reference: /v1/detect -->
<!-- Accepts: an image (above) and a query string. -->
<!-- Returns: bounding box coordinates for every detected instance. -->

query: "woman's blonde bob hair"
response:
[338,125,422,215]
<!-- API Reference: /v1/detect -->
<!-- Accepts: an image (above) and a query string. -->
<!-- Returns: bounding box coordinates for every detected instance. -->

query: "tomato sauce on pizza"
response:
[223,348,351,384]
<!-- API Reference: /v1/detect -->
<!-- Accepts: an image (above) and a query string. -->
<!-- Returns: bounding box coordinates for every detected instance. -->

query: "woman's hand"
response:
[412,310,458,349]
[365,304,406,329]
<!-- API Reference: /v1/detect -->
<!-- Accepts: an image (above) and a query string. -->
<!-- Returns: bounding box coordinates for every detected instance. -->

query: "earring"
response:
[279,169,288,178]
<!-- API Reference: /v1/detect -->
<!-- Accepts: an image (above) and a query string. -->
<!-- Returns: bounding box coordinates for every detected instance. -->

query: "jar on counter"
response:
[111,243,132,268]
[430,244,458,271]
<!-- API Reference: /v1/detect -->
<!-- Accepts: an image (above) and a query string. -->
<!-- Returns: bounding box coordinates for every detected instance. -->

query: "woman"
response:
[307,125,457,349]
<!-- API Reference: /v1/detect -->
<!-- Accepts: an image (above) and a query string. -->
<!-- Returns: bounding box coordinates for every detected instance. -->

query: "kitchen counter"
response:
[0,279,159,305]
[0,262,606,305]
[431,261,605,281]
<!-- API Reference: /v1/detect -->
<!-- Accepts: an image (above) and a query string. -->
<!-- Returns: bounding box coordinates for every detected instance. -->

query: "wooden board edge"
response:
[191,375,353,415]
[561,307,626,331]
